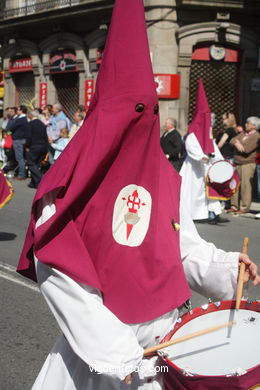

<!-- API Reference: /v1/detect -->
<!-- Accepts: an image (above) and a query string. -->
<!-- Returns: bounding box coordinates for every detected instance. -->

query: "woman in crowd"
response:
[217,112,238,161]
[41,105,53,126]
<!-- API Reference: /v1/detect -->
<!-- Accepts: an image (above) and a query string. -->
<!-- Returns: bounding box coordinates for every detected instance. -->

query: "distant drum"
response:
[206,160,240,200]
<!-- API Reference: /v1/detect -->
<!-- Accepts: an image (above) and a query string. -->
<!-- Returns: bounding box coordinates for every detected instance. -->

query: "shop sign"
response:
[9,58,33,73]
[96,49,104,65]
[192,47,239,63]
[84,79,94,110]
[154,74,180,99]
[49,52,78,73]
[39,83,48,109]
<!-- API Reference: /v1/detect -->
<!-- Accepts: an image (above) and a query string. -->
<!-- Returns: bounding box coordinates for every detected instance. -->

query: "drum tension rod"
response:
[184,299,193,315]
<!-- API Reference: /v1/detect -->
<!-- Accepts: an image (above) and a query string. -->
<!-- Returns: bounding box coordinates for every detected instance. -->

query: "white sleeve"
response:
[35,258,143,380]
[180,185,239,301]
[212,141,224,161]
[185,133,207,161]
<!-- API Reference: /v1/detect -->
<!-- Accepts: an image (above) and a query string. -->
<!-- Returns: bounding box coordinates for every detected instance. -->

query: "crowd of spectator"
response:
[0,103,86,188]
[160,113,260,221]
[1,105,260,219]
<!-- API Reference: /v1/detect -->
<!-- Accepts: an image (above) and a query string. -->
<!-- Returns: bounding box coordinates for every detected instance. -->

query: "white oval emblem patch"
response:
[112,185,152,247]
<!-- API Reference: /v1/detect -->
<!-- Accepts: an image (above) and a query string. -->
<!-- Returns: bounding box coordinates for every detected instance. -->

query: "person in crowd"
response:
[17,2,259,389]
[1,108,12,130]
[1,111,14,170]
[0,130,16,173]
[217,112,239,210]
[236,125,244,133]
[217,112,238,161]
[47,103,71,165]
[0,130,6,163]
[227,116,260,214]
[77,104,86,117]
[36,107,44,123]
[50,127,70,162]
[160,117,184,172]
[26,110,48,189]
[40,104,53,126]
[2,107,18,132]
[8,107,18,121]
[0,109,3,129]
[69,111,85,139]
[6,105,29,180]
[180,80,228,224]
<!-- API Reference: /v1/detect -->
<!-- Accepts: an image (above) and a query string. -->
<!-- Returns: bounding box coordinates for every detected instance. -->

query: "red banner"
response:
[9,58,33,73]
[39,83,48,109]
[154,74,180,99]
[84,80,94,110]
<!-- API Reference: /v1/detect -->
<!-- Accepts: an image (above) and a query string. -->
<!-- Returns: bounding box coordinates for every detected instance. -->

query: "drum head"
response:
[208,161,234,184]
[165,302,260,376]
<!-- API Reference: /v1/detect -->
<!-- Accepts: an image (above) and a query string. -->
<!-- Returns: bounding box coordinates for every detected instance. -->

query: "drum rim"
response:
[160,300,260,379]
[161,356,260,381]
[162,300,260,343]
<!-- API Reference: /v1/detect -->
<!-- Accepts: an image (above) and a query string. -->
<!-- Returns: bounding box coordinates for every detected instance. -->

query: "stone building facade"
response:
[0,0,259,133]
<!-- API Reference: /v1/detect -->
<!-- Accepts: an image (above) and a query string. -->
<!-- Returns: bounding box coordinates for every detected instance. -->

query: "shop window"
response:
[189,48,240,136]
[52,72,79,121]
[13,71,35,107]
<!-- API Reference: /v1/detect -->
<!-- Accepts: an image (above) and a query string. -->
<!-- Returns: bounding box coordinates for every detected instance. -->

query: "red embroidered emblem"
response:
[122,190,146,239]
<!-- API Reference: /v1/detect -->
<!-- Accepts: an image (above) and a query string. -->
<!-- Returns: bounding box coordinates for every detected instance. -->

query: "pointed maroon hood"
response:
[95,0,156,101]
[17,0,190,324]
[188,79,215,154]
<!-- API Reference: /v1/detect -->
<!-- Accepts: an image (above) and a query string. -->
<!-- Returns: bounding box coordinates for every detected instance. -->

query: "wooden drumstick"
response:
[235,237,249,310]
[143,321,235,356]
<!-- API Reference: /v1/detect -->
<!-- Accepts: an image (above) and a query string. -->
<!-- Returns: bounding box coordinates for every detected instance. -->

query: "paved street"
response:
[1,179,260,389]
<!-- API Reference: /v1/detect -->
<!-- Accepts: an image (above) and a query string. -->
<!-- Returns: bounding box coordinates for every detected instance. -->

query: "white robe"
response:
[32,185,239,390]
[180,133,223,220]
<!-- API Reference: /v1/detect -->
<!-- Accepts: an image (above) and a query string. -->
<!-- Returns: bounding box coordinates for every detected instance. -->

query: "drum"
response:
[206,160,240,200]
[0,169,14,209]
[159,300,260,390]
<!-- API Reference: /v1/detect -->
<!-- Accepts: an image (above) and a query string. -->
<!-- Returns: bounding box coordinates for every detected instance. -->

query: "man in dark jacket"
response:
[7,105,29,179]
[160,117,184,172]
[26,110,48,189]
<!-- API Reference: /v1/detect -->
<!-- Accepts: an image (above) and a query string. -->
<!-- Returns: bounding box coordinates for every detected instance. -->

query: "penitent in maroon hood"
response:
[188,78,215,155]
[17,0,190,324]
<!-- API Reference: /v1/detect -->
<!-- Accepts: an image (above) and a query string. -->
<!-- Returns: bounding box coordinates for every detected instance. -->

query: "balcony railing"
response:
[0,0,102,19]
[179,0,257,8]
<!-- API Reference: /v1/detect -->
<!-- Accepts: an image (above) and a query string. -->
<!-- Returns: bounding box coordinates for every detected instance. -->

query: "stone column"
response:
[145,0,180,129]
[3,58,16,108]
[32,54,41,109]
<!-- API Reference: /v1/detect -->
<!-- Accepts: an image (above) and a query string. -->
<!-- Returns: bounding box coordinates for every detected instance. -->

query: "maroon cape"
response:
[17,0,190,324]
